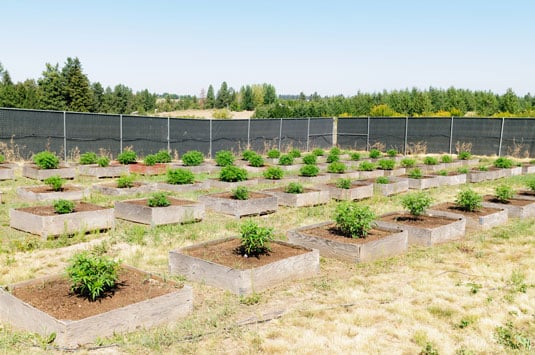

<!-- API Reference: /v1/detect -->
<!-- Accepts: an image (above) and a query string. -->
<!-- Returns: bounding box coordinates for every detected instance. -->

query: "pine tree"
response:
[215,81,230,108]
[205,84,215,108]
[500,88,519,114]
[38,63,66,110]
[91,82,104,112]
[62,57,93,112]
[263,83,277,104]
[242,85,254,110]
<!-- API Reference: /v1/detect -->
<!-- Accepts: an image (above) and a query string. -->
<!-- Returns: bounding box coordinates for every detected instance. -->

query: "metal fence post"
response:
[63,111,67,161]
[167,117,170,153]
[306,117,311,151]
[449,116,454,154]
[278,117,283,151]
[209,118,213,159]
[498,117,505,156]
[404,116,409,155]
[366,116,370,151]
[119,114,123,154]
[247,117,251,149]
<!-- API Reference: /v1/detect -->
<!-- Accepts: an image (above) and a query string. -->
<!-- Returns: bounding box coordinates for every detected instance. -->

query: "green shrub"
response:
[53,199,75,214]
[458,151,472,160]
[248,154,264,167]
[335,178,352,189]
[408,168,423,179]
[400,157,416,168]
[239,220,273,256]
[495,185,514,203]
[117,175,135,188]
[278,154,294,165]
[526,176,535,191]
[368,149,381,159]
[44,175,64,191]
[33,151,60,169]
[479,165,489,171]
[181,150,204,166]
[327,162,347,173]
[154,150,172,163]
[387,149,398,157]
[66,252,120,301]
[267,149,280,159]
[117,150,137,165]
[358,161,376,171]
[167,168,194,185]
[215,150,235,167]
[494,157,514,169]
[241,149,255,161]
[378,158,395,170]
[147,192,171,207]
[263,166,284,180]
[330,147,341,155]
[143,154,157,166]
[334,202,376,238]
[400,192,432,216]
[441,155,453,163]
[0,154,4,163]
[285,182,304,194]
[312,148,324,156]
[289,148,301,158]
[80,152,98,165]
[302,154,317,165]
[376,176,389,184]
[438,170,448,176]
[97,156,110,167]
[423,156,439,165]
[350,152,361,161]
[219,166,248,182]
[232,186,249,200]
[300,164,320,177]
[326,153,340,163]
[212,108,233,119]
[455,189,482,212]
[457,167,469,174]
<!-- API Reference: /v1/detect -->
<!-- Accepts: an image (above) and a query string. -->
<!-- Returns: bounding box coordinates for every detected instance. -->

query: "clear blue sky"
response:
[2,0,534,96]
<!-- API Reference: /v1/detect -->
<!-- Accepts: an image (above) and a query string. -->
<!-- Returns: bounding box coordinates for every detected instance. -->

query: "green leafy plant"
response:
[327,161,347,173]
[289,148,301,158]
[117,150,137,165]
[79,152,98,165]
[285,182,304,194]
[312,148,324,156]
[458,151,472,160]
[302,154,317,165]
[53,199,75,214]
[408,168,423,179]
[350,152,361,161]
[335,178,352,189]
[378,158,395,170]
[300,164,320,177]
[239,220,274,256]
[334,202,376,238]
[117,174,135,188]
[66,251,120,301]
[267,149,280,159]
[219,166,248,182]
[423,156,439,165]
[455,189,482,212]
[437,169,448,176]
[167,168,194,185]
[33,151,60,169]
[330,147,341,155]
[215,150,235,167]
[248,154,264,167]
[401,192,432,216]
[326,153,339,163]
[0,154,5,163]
[400,157,416,168]
[263,166,284,180]
[181,150,204,166]
[387,149,398,157]
[232,186,250,200]
[143,154,157,166]
[278,154,294,165]
[154,150,172,163]
[457,167,469,174]
[368,149,381,159]
[441,155,453,163]
[241,149,255,161]
[525,176,535,191]
[376,176,390,184]
[44,175,64,191]
[494,157,514,169]
[494,321,532,350]
[147,192,171,207]
[97,156,110,167]
[495,185,514,203]
[358,161,376,171]
[478,165,489,171]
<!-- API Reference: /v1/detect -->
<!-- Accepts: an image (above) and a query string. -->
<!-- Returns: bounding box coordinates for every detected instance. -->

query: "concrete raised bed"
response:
[171,162,219,174]
[156,180,210,193]
[198,191,277,218]
[321,181,373,201]
[0,266,192,347]
[376,210,466,246]
[278,163,304,172]
[500,166,522,177]
[430,202,508,230]
[169,238,319,295]
[358,170,384,180]
[442,161,463,169]
[115,198,204,226]
[0,165,15,180]
[287,222,407,263]
[467,168,502,183]
[209,178,258,190]
[92,182,155,196]
[460,158,480,167]
[407,175,440,190]
[436,172,467,186]
[10,202,114,238]
[382,167,406,177]
[418,163,445,173]
[264,187,330,207]
[482,196,535,219]
[16,185,89,202]
[325,171,361,180]
[298,174,332,185]
[521,164,535,174]
[374,177,409,196]
[22,164,76,180]
[78,164,128,178]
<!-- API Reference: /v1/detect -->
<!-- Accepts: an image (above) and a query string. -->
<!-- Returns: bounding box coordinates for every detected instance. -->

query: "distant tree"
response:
[242,85,254,110]
[133,89,157,114]
[199,88,206,109]
[91,82,104,112]
[298,92,307,101]
[500,88,519,114]
[0,69,17,107]
[215,81,231,108]
[62,57,93,112]
[251,84,264,108]
[474,91,499,116]
[205,84,215,108]
[111,84,134,114]
[15,79,40,109]
[263,83,277,104]
[38,63,66,110]
[369,104,399,117]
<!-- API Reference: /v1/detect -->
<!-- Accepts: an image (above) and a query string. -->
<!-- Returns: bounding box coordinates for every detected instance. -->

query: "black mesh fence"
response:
[65,112,120,156]
[249,119,282,153]
[451,118,502,156]
[169,118,210,157]
[211,119,249,154]
[408,118,451,154]
[337,117,367,150]
[369,117,406,152]
[122,115,168,157]
[309,118,333,149]
[501,119,535,158]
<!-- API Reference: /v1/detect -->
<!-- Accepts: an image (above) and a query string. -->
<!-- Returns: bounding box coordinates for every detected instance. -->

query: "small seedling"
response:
[478,165,489,171]
[401,192,432,216]
[0,154,5,163]
[358,161,376,171]
[44,175,64,191]
[423,156,438,165]
[302,154,317,165]
[263,166,283,180]
[327,162,346,173]
[312,148,324,156]
[437,169,448,176]
[455,189,482,212]
[53,199,75,214]
[147,192,171,207]
[408,168,423,179]
[285,182,304,194]
[80,152,98,165]
[495,185,514,203]
[378,158,395,170]
[97,156,110,167]
[232,186,250,200]
[458,151,472,160]
[368,149,381,159]
[334,202,376,238]
[525,176,535,191]
[33,151,60,169]
[167,168,194,185]
[457,167,469,174]
[181,150,204,166]
[278,154,294,165]
[335,178,352,189]
[219,166,248,182]
[300,164,320,177]
[400,157,416,168]
[441,155,453,163]
[248,154,264,167]
[376,176,389,184]
[117,150,137,164]
[239,220,274,256]
[117,174,135,188]
[143,154,157,166]
[215,150,235,167]
[267,149,280,159]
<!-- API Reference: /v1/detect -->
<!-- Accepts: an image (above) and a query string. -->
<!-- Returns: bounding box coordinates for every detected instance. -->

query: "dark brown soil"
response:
[379,213,457,227]
[128,163,167,174]
[25,185,81,193]
[268,187,317,193]
[399,175,435,180]
[483,195,535,206]
[17,202,109,216]
[431,202,502,217]
[11,267,180,321]
[518,190,535,198]
[300,223,393,244]
[183,238,308,269]
[326,181,371,189]
[103,181,146,189]
[126,197,197,207]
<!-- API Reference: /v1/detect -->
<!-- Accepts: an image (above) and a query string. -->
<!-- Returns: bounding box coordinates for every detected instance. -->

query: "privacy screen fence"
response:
[1,108,534,159]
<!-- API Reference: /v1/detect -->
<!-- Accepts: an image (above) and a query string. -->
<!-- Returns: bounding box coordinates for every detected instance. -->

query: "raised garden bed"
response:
[78,163,128,178]
[297,174,332,185]
[376,210,465,246]
[92,181,154,196]
[382,167,406,177]
[460,158,480,167]
[209,178,259,190]
[436,172,467,186]
[0,265,192,347]
[404,175,440,190]
[482,195,535,219]
[171,162,219,174]
[325,171,360,180]
[430,202,508,230]
[373,177,409,196]
[16,184,89,202]
[499,166,522,177]
[515,190,535,200]
[115,197,204,226]
[521,163,535,174]
[0,165,15,180]
[358,170,384,180]
[128,163,168,175]
[22,164,76,180]
[321,180,373,201]
[10,202,114,238]
[466,168,502,183]
[156,180,210,193]
[418,163,445,173]
[169,237,319,295]
[287,221,407,263]
[199,191,277,218]
[278,163,304,172]
[264,187,330,207]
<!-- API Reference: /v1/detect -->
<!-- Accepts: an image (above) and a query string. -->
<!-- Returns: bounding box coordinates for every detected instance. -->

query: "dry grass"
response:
[153,109,255,120]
